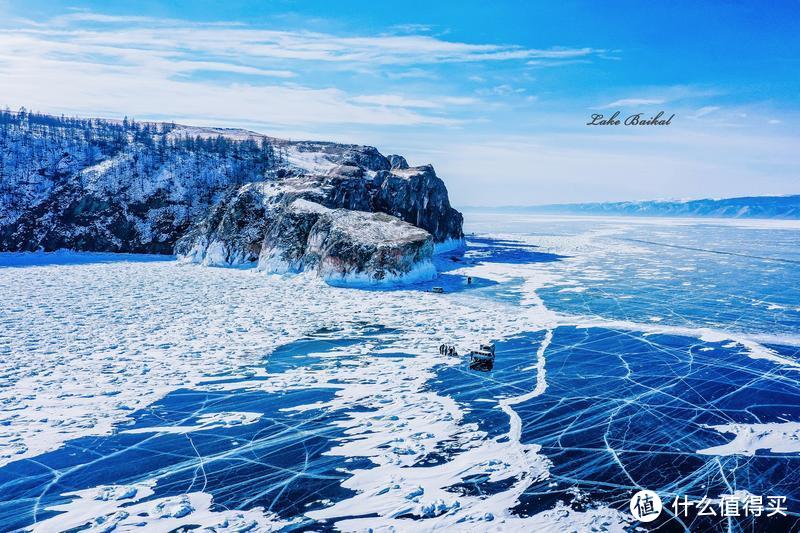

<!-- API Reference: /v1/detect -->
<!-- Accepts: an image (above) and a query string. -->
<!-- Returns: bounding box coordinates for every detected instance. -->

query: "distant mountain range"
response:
[468,195,800,219]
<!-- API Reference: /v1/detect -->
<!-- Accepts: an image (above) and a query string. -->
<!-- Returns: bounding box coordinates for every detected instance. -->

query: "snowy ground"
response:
[0,250,577,531]
[1,215,799,531]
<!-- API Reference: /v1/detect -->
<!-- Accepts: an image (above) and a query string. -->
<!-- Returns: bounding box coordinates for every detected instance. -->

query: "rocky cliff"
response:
[0,110,463,283]
[257,199,435,285]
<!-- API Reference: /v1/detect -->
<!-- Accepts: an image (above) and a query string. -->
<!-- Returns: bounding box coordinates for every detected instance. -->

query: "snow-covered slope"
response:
[0,110,463,282]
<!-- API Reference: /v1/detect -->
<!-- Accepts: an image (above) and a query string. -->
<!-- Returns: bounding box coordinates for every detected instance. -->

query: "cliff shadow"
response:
[461,236,565,265]
[355,236,565,294]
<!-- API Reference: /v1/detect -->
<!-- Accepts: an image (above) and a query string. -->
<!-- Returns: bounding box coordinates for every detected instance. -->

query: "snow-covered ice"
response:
[1,214,799,531]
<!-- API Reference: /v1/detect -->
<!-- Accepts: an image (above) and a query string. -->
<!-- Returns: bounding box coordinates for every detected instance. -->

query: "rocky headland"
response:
[0,110,464,284]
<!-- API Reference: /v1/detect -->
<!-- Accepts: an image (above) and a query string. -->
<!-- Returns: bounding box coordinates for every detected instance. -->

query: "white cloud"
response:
[441,96,480,105]
[693,106,721,118]
[388,23,435,34]
[596,87,724,111]
[385,68,438,80]
[599,98,665,109]
[480,84,526,96]
[351,95,479,108]
[0,12,602,128]
[351,95,441,109]
[526,59,590,68]
[5,14,606,66]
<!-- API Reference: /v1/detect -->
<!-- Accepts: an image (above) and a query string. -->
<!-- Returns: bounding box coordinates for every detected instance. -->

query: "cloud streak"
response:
[0,12,608,128]
[5,14,608,66]
[598,98,666,109]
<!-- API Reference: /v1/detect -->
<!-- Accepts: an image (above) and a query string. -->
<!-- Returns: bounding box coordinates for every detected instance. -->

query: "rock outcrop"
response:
[0,111,464,284]
[257,199,435,284]
[173,183,272,266]
[172,143,464,281]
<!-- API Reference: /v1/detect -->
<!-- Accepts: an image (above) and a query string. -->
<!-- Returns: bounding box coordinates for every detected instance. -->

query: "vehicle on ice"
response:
[469,343,495,364]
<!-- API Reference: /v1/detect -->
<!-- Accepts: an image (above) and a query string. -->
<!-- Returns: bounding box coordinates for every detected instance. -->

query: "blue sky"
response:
[0,0,798,205]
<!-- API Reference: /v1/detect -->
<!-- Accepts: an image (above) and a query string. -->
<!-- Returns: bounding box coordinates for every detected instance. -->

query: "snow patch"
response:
[33,482,292,533]
[122,412,262,435]
[698,422,800,456]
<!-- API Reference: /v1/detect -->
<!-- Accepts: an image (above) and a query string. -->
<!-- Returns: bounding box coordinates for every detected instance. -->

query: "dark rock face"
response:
[258,199,434,283]
[308,210,434,284]
[300,164,464,244]
[340,146,391,172]
[3,189,188,254]
[370,165,463,245]
[387,154,409,170]
[174,183,271,265]
[258,198,326,273]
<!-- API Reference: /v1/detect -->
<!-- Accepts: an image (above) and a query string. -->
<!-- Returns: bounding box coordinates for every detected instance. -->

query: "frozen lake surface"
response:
[1,214,799,531]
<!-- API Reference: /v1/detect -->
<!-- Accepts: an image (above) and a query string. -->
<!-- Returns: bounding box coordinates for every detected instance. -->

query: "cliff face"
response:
[0,111,463,283]
[171,160,458,283]
[168,137,464,279]
[257,199,435,284]
[172,183,272,266]
[319,164,464,245]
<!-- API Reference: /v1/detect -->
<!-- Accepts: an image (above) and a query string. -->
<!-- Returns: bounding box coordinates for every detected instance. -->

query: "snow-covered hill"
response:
[0,109,464,282]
